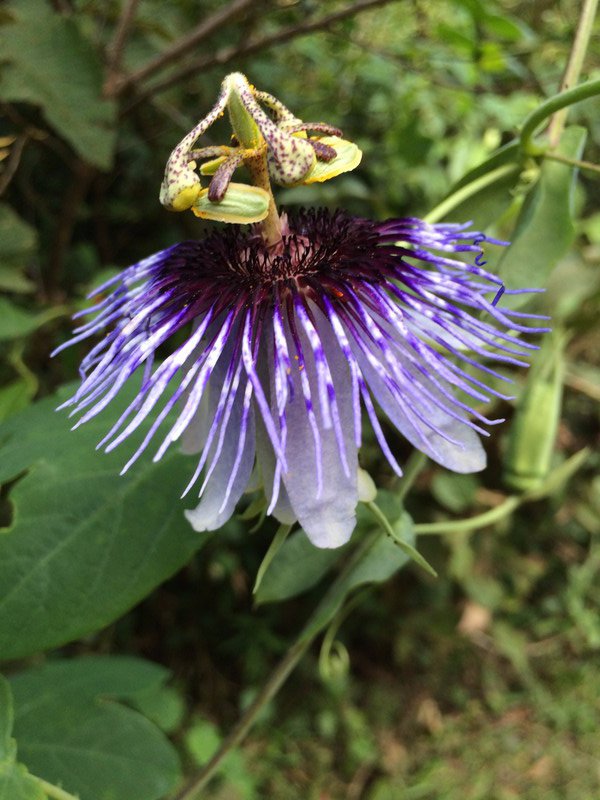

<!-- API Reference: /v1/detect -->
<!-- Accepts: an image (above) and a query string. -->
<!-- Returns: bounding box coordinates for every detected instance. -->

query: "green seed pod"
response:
[504,333,565,492]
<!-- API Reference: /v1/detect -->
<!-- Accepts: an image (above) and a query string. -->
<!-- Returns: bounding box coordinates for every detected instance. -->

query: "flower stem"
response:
[519,77,600,155]
[245,150,283,247]
[547,0,599,147]
[34,776,79,800]
[414,495,521,535]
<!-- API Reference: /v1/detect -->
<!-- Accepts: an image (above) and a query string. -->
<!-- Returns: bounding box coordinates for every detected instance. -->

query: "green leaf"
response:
[0,380,36,423]
[0,763,45,800]
[366,503,436,577]
[0,1,116,169]
[0,298,65,342]
[448,141,521,190]
[10,657,181,800]
[184,719,257,796]
[0,269,35,295]
[0,384,211,660]
[0,676,45,800]
[431,472,479,513]
[252,523,293,596]
[130,685,186,735]
[184,719,222,766]
[0,206,37,294]
[437,142,521,229]
[301,516,414,641]
[444,167,520,231]
[0,676,13,762]
[254,529,348,605]
[497,125,587,305]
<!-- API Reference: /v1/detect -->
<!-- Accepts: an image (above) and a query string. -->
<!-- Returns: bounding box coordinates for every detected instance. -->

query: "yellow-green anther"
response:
[192,182,270,224]
[159,81,231,211]
[200,156,228,176]
[504,334,565,493]
[302,137,363,184]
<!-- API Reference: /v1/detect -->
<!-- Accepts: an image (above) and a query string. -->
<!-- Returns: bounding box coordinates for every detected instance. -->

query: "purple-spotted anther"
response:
[54,74,547,548]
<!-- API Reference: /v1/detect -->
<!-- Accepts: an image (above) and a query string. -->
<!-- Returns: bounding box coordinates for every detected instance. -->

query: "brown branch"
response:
[125,0,401,110]
[111,0,258,98]
[104,0,141,96]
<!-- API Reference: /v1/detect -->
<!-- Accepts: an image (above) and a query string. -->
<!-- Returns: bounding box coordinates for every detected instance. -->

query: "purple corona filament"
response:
[54,210,548,548]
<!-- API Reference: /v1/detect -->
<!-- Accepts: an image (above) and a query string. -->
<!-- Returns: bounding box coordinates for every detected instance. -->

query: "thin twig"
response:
[127,0,401,109]
[547,0,599,147]
[112,0,258,97]
[104,0,141,96]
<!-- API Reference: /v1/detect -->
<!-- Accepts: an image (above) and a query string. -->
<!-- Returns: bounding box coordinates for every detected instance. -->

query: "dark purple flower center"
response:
[157,209,389,316]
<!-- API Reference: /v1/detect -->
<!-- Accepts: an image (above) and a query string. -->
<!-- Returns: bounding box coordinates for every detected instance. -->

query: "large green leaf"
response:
[10,657,181,800]
[0,676,44,800]
[0,1,116,169]
[0,384,210,660]
[497,125,587,305]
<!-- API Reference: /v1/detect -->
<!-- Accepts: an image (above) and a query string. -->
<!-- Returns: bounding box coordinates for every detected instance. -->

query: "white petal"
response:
[255,417,296,525]
[281,306,359,548]
[185,380,256,531]
[354,336,486,473]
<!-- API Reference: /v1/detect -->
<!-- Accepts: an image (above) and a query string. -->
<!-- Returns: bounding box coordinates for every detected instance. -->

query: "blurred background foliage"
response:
[0,0,599,798]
